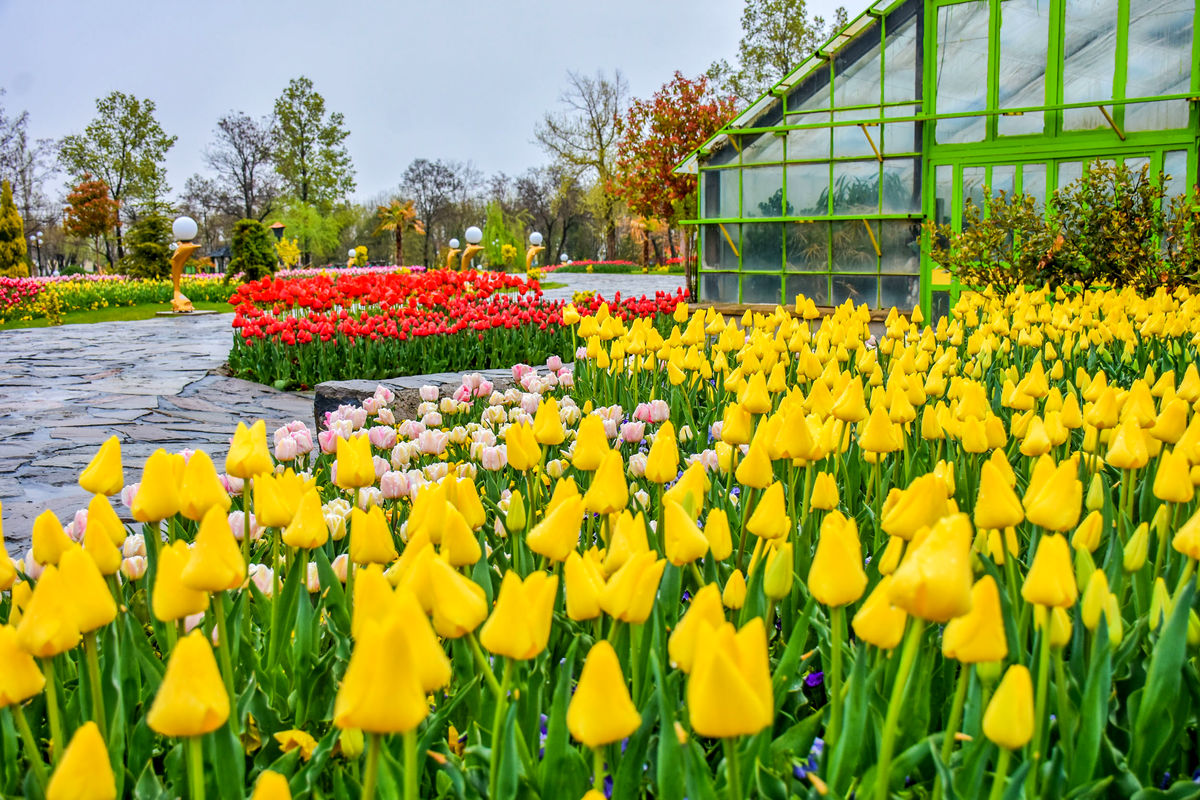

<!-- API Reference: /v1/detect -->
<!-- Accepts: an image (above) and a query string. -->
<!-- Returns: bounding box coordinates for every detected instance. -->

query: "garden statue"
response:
[170,216,199,313]
[460,226,483,270]
[526,231,544,270]
[444,238,461,270]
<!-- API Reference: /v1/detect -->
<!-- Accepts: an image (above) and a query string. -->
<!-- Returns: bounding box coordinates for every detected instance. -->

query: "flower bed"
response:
[5,286,1200,798]
[0,275,239,323]
[227,269,687,388]
[547,258,685,275]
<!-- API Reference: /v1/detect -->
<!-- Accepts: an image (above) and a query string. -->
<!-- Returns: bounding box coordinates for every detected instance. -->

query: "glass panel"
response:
[787,117,831,161]
[1020,163,1047,208]
[935,1,991,144]
[786,273,831,306]
[930,290,951,323]
[881,158,920,214]
[787,64,833,114]
[742,166,785,218]
[834,22,882,108]
[707,141,738,167]
[1056,161,1083,191]
[833,112,878,158]
[989,165,1017,200]
[879,220,922,273]
[883,10,920,104]
[882,121,917,154]
[832,220,879,273]
[1122,156,1151,177]
[741,131,785,164]
[880,275,921,308]
[786,163,830,216]
[1163,150,1188,203]
[1126,0,1194,131]
[1063,0,1118,130]
[962,166,986,220]
[700,272,739,302]
[743,223,784,271]
[703,224,741,269]
[935,164,953,225]
[702,170,739,218]
[832,161,881,215]
[833,275,879,306]
[742,273,782,305]
[997,0,1049,136]
[787,222,830,271]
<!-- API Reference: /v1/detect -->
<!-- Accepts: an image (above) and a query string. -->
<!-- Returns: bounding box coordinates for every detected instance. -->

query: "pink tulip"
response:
[318,429,339,455]
[228,510,263,542]
[628,453,647,477]
[620,421,645,444]
[558,372,574,389]
[377,407,396,426]
[275,435,299,462]
[416,430,449,456]
[373,385,396,405]
[120,556,147,581]
[220,473,245,495]
[248,564,274,597]
[120,483,140,509]
[331,554,349,583]
[512,363,534,382]
[362,396,381,415]
[306,562,321,593]
[419,385,439,402]
[381,470,410,500]
[477,380,494,397]
[22,549,44,580]
[480,445,508,471]
[367,426,397,450]
[546,355,563,372]
[421,411,443,428]
[123,534,147,558]
[452,384,472,403]
[183,612,205,634]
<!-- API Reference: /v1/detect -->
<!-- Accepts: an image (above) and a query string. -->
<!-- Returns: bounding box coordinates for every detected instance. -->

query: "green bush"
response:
[926,160,1194,293]
[61,264,86,276]
[121,213,172,279]
[0,180,29,278]
[229,218,278,282]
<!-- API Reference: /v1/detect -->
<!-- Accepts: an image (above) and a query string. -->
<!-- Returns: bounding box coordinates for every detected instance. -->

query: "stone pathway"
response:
[0,314,312,554]
[0,272,684,555]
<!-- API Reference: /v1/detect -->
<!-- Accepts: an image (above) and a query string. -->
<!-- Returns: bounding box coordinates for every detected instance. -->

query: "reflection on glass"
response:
[1057,162,1083,190]
[703,170,739,219]
[880,275,921,309]
[1020,163,1047,208]
[707,140,738,167]
[882,121,917,154]
[742,273,783,305]
[741,131,785,164]
[786,164,830,216]
[1163,150,1187,205]
[833,111,879,158]
[742,166,786,218]
[1126,0,1193,131]
[881,158,919,214]
[1122,156,1151,176]
[883,9,920,103]
[1063,0,1118,130]
[742,223,784,271]
[998,0,1048,136]
[879,220,922,273]
[787,118,831,161]
[989,165,1016,201]
[786,274,831,306]
[935,1,990,143]
[700,272,739,302]
[962,166,986,221]
[787,65,832,114]
[935,164,953,225]
[930,291,951,324]
[703,224,741,270]
[833,275,878,306]
[832,161,881,215]
[834,23,882,108]
[832,220,879,273]
[787,222,830,271]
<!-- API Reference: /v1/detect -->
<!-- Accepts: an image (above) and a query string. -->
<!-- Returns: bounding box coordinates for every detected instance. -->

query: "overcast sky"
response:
[0,0,846,202]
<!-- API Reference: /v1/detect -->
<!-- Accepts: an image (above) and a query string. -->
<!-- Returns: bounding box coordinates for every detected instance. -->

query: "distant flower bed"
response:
[227,268,687,387]
[0,275,239,323]
[278,265,427,279]
[547,259,686,275]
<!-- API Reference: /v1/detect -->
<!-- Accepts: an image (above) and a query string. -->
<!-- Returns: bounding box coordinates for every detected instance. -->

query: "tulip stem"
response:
[828,605,845,752]
[723,737,743,800]
[12,704,49,791]
[467,632,503,697]
[592,746,606,792]
[987,747,1011,800]
[211,594,238,733]
[874,619,923,800]
[933,664,970,800]
[40,657,63,765]
[186,734,205,800]
[84,631,108,736]
[404,727,418,800]
[488,659,514,800]
[362,732,381,800]
[1053,650,1073,764]
[1027,623,1052,796]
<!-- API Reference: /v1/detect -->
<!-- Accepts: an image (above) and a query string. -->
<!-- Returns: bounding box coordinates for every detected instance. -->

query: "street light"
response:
[444,238,461,270]
[460,226,484,271]
[526,231,545,271]
[169,216,200,312]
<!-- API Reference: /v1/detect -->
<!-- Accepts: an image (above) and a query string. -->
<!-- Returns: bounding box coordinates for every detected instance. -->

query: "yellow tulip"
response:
[567,641,642,747]
[480,571,558,660]
[571,415,610,471]
[941,576,1007,663]
[1123,522,1149,572]
[46,721,115,800]
[887,513,974,623]
[603,509,650,575]
[505,421,542,472]
[78,436,124,497]
[878,535,905,575]
[348,505,398,565]
[390,587,452,692]
[703,508,732,561]
[807,511,866,607]
[426,557,488,638]
[59,546,116,634]
[721,403,753,445]
[852,576,907,650]
[439,505,481,566]
[565,550,606,621]
[147,630,230,737]
[982,665,1034,749]
[533,397,566,445]
[154,540,210,622]
[1071,510,1104,553]
[334,434,375,490]
[663,498,709,566]
[1022,459,1082,532]
[739,370,772,414]
[687,619,773,737]
[1033,605,1073,648]
[86,493,127,546]
[131,449,183,522]
[583,450,628,515]
[722,569,747,609]
[1106,419,1149,469]
[974,461,1024,530]
[735,430,774,489]
[32,509,73,567]
[809,471,839,511]
[333,617,427,734]
[1153,448,1194,504]
[644,422,680,484]
[745,481,791,540]
[178,450,232,521]
[668,584,725,672]
[858,403,900,453]
[599,551,665,623]
[16,565,82,657]
[763,542,794,600]
[282,489,330,549]
[881,473,950,541]
[226,420,274,479]
[0,545,14,592]
[1081,569,1110,631]
[182,506,247,592]
[250,771,292,800]
[1172,507,1200,559]
[1021,534,1076,607]
[0,624,45,707]
[526,494,584,562]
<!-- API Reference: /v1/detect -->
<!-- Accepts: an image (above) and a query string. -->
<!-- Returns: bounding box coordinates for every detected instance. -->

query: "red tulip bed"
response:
[227,269,688,388]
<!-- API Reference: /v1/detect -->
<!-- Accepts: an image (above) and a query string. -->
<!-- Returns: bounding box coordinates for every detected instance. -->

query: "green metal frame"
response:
[680,0,1200,315]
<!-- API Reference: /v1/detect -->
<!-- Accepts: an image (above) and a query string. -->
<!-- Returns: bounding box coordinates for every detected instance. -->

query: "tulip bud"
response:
[1149,577,1171,631]
[1123,522,1150,573]
[79,436,125,497]
[722,569,747,609]
[46,721,116,800]
[763,542,795,601]
[568,641,642,747]
[1085,473,1106,512]
[982,665,1034,750]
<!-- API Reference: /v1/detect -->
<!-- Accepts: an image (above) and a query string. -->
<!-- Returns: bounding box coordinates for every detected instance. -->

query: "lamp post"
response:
[525,231,545,271]
[460,226,483,271]
[444,238,461,270]
[170,216,200,312]
[29,233,43,275]
[348,247,357,269]
[269,221,286,241]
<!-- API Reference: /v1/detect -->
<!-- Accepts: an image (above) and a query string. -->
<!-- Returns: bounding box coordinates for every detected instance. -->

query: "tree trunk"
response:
[422,231,431,268]
[114,219,125,265]
[650,235,664,266]
[395,228,403,266]
[667,225,678,259]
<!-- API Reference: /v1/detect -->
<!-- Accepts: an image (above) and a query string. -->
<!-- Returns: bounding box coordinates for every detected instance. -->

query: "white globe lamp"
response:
[530,231,543,246]
[172,216,198,242]
[465,226,483,245]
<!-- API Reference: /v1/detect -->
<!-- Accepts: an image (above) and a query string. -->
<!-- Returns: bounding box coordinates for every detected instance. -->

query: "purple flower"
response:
[805,671,824,688]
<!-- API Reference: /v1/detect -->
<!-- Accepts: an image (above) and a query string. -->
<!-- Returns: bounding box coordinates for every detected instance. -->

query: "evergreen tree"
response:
[0,179,29,277]
[121,213,172,279]
[229,218,277,281]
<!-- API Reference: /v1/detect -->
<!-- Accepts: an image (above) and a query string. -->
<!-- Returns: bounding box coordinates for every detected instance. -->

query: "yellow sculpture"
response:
[444,247,461,270]
[460,244,483,271]
[170,242,200,312]
[525,245,545,271]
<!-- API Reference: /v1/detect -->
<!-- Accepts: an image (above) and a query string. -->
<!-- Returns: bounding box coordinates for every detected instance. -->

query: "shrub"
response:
[0,180,29,278]
[121,213,172,279]
[229,218,278,282]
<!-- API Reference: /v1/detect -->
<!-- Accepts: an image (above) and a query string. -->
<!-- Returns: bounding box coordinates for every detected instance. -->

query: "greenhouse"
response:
[677,0,1199,317]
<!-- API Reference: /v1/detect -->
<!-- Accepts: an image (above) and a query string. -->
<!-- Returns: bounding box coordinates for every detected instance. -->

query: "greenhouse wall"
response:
[681,0,1200,316]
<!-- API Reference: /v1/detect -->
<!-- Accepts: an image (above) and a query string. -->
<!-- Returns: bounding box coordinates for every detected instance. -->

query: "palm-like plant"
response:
[374,200,425,266]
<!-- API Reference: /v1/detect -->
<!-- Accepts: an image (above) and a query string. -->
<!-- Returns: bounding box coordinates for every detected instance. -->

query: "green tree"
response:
[59,92,177,265]
[121,212,171,279]
[229,218,278,281]
[272,77,355,208]
[0,179,29,277]
[374,199,425,266]
[708,0,847,104]
[273,200,350,266]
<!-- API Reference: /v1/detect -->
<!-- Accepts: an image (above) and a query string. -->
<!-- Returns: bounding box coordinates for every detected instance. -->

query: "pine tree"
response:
[0,180,29,277]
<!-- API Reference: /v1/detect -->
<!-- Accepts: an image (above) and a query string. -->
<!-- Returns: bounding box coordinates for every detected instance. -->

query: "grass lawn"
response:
[0,300,234,331]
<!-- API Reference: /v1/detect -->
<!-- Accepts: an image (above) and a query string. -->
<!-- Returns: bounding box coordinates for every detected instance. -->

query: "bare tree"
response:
[400,158,466,267]
[206,111,278,220]
[534,70,627,258]
[0,92,54,234]
[180,174,239,255]
[515,165,591,264]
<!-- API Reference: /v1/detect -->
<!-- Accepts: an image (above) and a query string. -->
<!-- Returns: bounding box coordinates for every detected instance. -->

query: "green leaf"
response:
[827,643,873,794]
[1130,785,1200,800]
[495,705,521,800]
[612,703,657,798]
[312,547,350,633]
[1130,581,1194,779]
[540,641,581,796]
[1068,616,1112,788]
[771,596,815,707]
[651,653,684,800]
